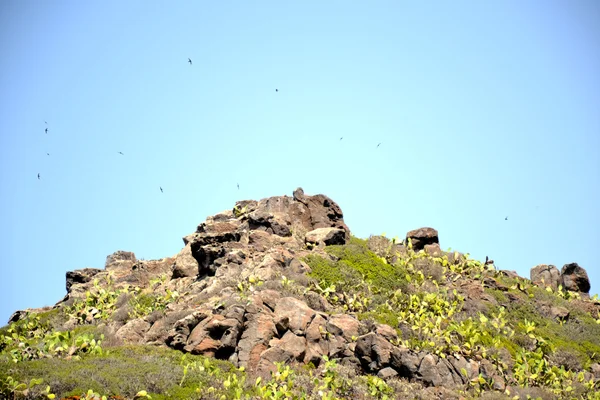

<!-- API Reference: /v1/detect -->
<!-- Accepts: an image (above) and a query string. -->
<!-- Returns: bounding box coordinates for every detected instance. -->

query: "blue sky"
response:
[1,1,599,324]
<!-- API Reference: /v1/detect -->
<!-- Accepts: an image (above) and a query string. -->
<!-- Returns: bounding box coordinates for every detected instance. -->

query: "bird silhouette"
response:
[37,173,40,180]
[376,143,381,148]
[237,183,239,190]
[188,58,192,65]
[275,89,278,92]
[160,187,163,193]
[46,153,50,156]
[340,137,343,141]
[118,152,124,155]
[44,121,47,124]
[45,128,48,134]
[505,216,508,221]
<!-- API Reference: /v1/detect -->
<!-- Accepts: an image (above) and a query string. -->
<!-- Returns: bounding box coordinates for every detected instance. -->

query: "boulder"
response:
[561,263,591,294]
[326,314,360,341]
[105,251,137,270]
[115,319,151,344]
[273,297,316,335]
[355,332,393,371]
[171,243,198,279]
[305,228,346,246]
[406,228,439,251]
[66,268,103,292]
[530,264,561,290]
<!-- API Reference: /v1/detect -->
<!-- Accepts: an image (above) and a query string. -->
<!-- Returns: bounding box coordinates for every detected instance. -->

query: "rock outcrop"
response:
[5,188,598,398]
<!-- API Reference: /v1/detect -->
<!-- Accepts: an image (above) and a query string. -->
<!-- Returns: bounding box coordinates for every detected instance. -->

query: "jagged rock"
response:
[418,354,457,387]
[355,332,393,371]
[248,230,277,252]
[292,188,350,240]
[273,330,306,361]
[274,297,316,335]
[378,367,398,379]
[305,227,346,246]
[192,245,226,277]
[171,243,198,279]
[256,347,293,378]
[166,310,211,350]
[406,227,439,251]
[248,210,291,237]
[237,310,277,371]
[530,264,561,290]
[390,347,420,379]
[115,319,151,344]
[374,324,398,342]
[304,314,329,365]
[561,263,591,294]
[447,355,479,384]
[105,251,137,270]
[65,268,103,293]
[304,291,332,312]
[326,314,360,341]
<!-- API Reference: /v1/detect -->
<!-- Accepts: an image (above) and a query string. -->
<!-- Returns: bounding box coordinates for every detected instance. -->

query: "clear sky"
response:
[1,1,599,324]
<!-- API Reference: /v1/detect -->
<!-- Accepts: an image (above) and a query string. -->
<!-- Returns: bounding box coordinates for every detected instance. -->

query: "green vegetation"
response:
[303,235,600,398]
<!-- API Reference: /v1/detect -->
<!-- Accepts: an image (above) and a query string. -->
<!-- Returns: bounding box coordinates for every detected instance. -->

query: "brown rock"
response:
[305,228,346,246]
[66,268,103,293]
[278,331,307,361]
[192,337,221,356]
[274,297,316,335]
[326,314,360,341]
[355,332,393,371]
[418,354,456,387]
[530,264,561,290]
[378,367,398,379]
[561,263,591,294]
[115,319,151,344]
[171,243,198,279]
[237,312,277,370]
[406,228,439,251]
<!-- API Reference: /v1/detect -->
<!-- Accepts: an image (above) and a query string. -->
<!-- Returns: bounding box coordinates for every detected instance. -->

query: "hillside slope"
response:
[2,188,599,400]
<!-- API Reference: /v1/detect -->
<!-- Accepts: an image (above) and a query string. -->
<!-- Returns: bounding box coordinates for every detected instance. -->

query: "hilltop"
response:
[1,188,600,399]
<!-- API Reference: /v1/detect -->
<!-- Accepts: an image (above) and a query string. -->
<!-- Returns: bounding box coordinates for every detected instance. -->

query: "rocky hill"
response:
[1,189,600,400]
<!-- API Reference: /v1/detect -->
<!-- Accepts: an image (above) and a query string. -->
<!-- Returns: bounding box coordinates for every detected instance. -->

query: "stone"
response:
[274,297,316,335]
[406,228,439,251]
[326,314,360,341]
[66,268,103,292]
[305,227,346,246]
[378,367,398,379]
[171,243,198,279]
[115,319,151,344]
[561,263,591,294]
[530,264,561,290]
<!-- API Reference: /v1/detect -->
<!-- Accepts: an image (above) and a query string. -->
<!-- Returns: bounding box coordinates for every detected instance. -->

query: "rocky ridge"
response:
[3,188,600,399]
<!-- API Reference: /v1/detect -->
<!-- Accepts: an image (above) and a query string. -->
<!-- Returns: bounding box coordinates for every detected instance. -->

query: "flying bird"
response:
[505,216,508,221]
[37,173,40,180]
[44,121,47,124]
[46,153,50,156]
[118,152,124,155]
[45,128,48,134]
[160,187,163,193]
[275,89,278,92]
[188,58,192,65]
[340,137,343,141]
[237,183,240,190]
[376,143,381,148]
